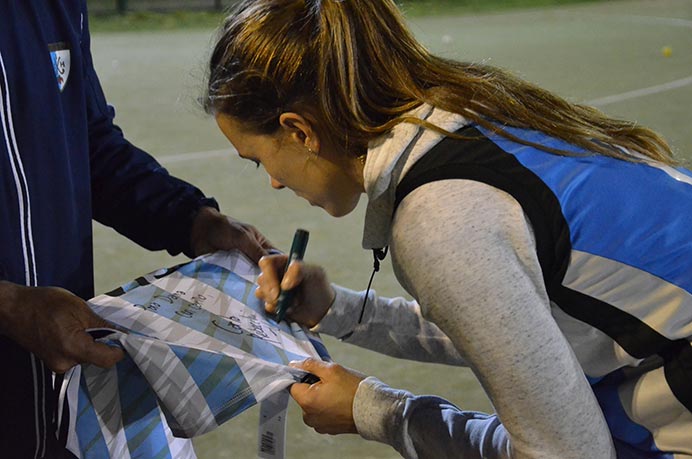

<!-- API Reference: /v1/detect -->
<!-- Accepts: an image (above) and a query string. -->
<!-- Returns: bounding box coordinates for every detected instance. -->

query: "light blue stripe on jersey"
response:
[76,251,329,458]
[178,260,256,305]
[171,346,256,425]
[117,356,172,459]
[477,125,692,293]
[77,378,110,459]
[117,282,303,363]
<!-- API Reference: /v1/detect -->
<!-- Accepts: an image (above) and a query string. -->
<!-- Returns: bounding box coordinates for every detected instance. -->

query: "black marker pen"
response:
[275,229,309,322]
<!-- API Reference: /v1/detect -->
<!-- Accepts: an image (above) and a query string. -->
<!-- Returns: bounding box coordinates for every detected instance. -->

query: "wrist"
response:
[187,199,221,258]
[311,284,358,335]
[353,377,412,445]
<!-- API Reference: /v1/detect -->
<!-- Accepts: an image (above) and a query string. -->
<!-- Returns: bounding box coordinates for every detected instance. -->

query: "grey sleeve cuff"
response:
[353,377,416,457]
[311,284,365,338]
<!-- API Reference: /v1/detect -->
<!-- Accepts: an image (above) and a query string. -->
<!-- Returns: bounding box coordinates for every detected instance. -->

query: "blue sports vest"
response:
[395,124,692,458]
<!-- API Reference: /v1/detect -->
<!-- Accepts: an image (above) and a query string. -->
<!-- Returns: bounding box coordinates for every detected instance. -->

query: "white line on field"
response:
[159,12,692,165]
[160,148,230,165]
[614,15,692,29]
[587,75,692,107]
[163,73,692,164]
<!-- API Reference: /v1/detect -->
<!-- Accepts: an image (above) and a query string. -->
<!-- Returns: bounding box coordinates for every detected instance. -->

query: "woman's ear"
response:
[279,112,321,153]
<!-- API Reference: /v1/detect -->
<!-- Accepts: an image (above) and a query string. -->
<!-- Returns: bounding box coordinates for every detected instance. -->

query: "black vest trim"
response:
[393,125,692,412]
[663,341,692,413]
[394,126,571,293]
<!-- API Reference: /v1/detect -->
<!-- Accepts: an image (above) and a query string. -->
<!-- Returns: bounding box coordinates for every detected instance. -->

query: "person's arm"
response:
[350,179,614,458]
[289,179,615,458]
[256,255,465,366]
[0,281,123,373]
[315,285,466,365]
[290,360,511,459]
[79,11,271,261]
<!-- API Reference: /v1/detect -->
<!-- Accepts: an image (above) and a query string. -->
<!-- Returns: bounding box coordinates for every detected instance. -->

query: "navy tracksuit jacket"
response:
[0,2,216,457]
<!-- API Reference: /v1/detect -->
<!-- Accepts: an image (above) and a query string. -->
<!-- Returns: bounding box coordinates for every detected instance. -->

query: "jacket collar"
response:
[361,104,469,249]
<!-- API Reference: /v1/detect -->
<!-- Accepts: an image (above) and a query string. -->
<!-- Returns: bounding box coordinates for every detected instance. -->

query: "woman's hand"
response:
[289,359,366,435]
[256,254,335,327]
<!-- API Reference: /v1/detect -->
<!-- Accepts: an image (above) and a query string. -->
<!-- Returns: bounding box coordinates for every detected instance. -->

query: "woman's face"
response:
[216,113,364,217]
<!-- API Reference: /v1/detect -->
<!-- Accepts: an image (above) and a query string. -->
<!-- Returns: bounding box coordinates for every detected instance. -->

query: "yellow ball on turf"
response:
[661,46,673,57]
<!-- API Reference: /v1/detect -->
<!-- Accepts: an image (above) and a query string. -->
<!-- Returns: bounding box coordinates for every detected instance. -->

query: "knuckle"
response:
[302,412,312,426]
[303,413,320,428]
[258,256,269,267]
[324,362,340,376]
[302,357,318,369]
[52,360,74,374]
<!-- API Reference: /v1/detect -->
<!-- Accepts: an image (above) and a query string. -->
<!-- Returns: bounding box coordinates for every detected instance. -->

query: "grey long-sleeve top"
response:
[313,106,616,459]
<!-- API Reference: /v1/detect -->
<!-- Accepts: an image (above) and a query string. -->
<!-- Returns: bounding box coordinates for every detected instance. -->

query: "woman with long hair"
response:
[204,1,692,457]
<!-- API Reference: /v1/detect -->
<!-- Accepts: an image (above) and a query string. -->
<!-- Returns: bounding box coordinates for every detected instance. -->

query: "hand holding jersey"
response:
[0,206,272,376]
[0,282,124,373]
[190,206,275,262]
[289,359,365,435]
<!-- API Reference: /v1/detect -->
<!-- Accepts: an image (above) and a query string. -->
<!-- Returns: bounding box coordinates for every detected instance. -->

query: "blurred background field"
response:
[87,0,611,21]
[89,0,692,457]
[85,0,616,32]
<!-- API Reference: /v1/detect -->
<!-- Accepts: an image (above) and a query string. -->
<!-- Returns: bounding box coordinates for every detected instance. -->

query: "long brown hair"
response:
[204,0,676,165]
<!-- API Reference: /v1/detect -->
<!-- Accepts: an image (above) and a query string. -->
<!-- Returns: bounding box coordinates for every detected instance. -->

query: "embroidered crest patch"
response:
[48,42,71,92]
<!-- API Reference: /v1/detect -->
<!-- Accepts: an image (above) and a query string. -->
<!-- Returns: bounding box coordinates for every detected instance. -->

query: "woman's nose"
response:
[270,177,285,189]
